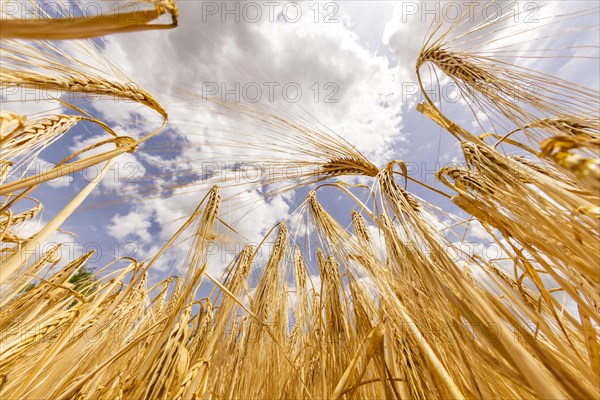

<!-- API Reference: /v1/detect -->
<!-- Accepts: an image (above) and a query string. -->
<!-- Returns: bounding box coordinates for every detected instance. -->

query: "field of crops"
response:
[1,1,599,399]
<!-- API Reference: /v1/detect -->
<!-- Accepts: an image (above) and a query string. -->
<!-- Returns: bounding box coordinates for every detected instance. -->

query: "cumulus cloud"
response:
[106,210,153,242]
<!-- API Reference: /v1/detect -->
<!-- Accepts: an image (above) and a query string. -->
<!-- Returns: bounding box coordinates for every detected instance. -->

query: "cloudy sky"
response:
[4,1,598,286]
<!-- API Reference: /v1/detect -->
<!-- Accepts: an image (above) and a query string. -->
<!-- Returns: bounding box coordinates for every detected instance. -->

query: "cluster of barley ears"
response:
[1,1,598,399]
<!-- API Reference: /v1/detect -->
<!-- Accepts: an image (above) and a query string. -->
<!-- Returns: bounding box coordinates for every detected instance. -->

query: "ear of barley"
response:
[0,68,167,118]
[1,114,82,163]
[0,199,42,228]
[377,163,420,213]
[251,223,287,321]
[351,210,372,245]
[437,166,490,195]
[320,156,379,178]
[417,6,599,131]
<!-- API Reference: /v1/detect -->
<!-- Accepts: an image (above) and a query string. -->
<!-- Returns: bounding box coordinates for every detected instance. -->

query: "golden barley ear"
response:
[0,68,167,118]
[417,3,599,139]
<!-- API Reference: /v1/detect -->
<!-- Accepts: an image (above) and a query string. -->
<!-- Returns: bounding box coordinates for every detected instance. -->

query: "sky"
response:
[2,1,599,293]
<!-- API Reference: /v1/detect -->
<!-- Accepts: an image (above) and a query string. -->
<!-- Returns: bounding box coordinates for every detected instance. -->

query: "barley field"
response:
[0,1,599,399]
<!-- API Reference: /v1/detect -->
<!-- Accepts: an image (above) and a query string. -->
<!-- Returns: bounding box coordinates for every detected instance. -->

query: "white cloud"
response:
[107,210,152,242]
